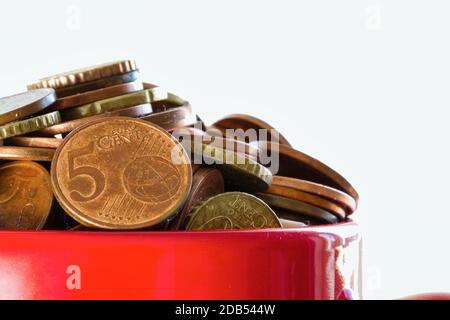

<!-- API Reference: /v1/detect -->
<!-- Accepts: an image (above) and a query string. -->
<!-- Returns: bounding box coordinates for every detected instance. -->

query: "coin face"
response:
[0,161,53,230]
[51,117,192,230]
[0,89,56,125]
[187,192,281,230]
[170,167,225,230]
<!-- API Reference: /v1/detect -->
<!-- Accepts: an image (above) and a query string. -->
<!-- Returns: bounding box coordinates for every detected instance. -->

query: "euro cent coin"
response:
[51,117,192,230]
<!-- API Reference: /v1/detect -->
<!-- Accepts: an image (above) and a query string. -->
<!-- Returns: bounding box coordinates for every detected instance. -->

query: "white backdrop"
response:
[1,0,449,299]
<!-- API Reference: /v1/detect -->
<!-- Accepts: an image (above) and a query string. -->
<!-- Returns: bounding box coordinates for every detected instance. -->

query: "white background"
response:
[1,0,449,299]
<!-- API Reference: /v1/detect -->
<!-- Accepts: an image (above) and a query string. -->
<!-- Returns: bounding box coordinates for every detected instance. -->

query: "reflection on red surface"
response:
[0,221,361,300]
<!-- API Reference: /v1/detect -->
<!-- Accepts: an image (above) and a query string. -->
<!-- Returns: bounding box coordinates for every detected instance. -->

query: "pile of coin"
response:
[0,60,358,231]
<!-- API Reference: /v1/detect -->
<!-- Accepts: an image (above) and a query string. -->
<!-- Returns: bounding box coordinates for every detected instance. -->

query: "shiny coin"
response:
[254,193,339,224]
[0,146,55,161]
[266,183,346,220]
[4,136,62,149]
[258,141,359,204]
[0,111,61,139]
[272,176,357,215]
[60,88,164,121]
[37,103,153,136]
[50,81,144,110]
[141,106,197,133]
[51,117,192,230]
[212,113,292,147]
[170,167,225,230]
[0,161,53,230]
[186,192,281,230]
[0,89,56,125]
[28,60,137,91]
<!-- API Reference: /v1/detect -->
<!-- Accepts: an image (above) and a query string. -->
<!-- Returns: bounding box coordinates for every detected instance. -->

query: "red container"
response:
[0,221,361,300]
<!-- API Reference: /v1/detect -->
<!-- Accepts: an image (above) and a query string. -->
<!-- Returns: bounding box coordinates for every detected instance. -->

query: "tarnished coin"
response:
[0,161,53,230]
[53,70,141,98]
[60,88,164,121]
[266,184,346,220]
[4,137,62,149]
[212,114,292,147]
[258,142,359,204]
[254,193,339,224]
[0,146,55,161]
[37,103,153,136]
[28,60,138,90]
[141,106,197,133]
[180,137,273,192]
[186,192,281,230]
[272,176,357,215]
[50,81,144,111]
[0,89,56,125]
[51,117,192,230]
[169,167,225,230]
[0,111,61,139]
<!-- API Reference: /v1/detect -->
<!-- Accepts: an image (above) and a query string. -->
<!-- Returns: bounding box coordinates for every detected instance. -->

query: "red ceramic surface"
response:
[0,221,361,300]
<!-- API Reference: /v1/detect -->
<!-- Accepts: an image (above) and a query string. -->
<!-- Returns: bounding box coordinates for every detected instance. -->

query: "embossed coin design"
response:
[28,60,137,90]
[170,167,225,230]
[51,117,192,230]
[0,89,56,125]
[212,113,292,147]
[0,161,53,230]
[186,192,281,230]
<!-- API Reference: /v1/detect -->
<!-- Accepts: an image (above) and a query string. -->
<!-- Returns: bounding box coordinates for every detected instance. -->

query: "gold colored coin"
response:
[0,89,56,125]
[60,88,167,121]
[0,111,61,139]
[187,192,281,230]
[27,60,138,90]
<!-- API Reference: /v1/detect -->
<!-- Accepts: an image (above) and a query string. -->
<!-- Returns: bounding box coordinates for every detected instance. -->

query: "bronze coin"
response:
[266,184,346,220]
[0,89,56,125]
[143,82,157,89]
[0,146,55,161]
[0,161,53,230]
[36,103,153,136]
[51,117,192,230]
[254,192,339,224]
[51,70,140,98]
[169,167,225,230]
[4,137,62,149]
[212,114,292,147]
[28,60,138,90]
[140,106,197,132]
[258,141,359,203]
[187,192,281,231]
[50,81,144,111]
[272,176,357,215]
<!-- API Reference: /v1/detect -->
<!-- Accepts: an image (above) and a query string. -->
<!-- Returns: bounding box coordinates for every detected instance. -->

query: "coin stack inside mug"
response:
[0,60,358,231]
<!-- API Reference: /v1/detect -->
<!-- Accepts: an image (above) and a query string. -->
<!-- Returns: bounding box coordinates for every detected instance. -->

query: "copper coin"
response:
[0,146,55,161]
[143,82,158,90]
[272,176,356,215]
[0,161,53,230]
[50,81,144,111]
[255,192,339,224]
[191,164,202,175]
[37,103,153,136]
[266,184,346,220]
[4,137,62,149]
[169,167,225,230]
[140,106,197,132]
[28,60,138,90]
[51,117,192,230]
[258,141,359,203]
[212,114,292,147]
[0,89,56,125]
[52,70,140,98]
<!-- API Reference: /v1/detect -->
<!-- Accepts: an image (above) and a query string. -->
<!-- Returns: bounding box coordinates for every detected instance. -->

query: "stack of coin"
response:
[0,60,358,231]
